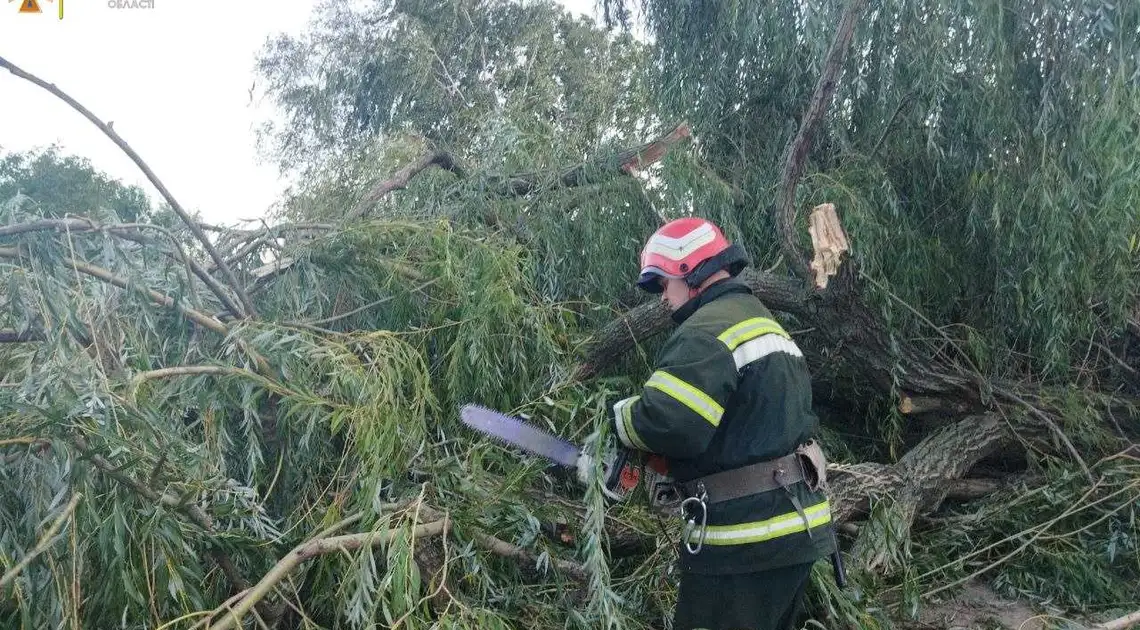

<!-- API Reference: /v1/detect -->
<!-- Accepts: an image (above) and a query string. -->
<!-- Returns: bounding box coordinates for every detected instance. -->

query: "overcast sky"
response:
[0,0,596,226]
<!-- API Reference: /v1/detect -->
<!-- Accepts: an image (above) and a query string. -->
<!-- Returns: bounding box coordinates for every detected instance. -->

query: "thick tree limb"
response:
[572,268,808,381]
[944,478,1005,501]
[0,55,258,319]
[574,258,971,399]
[0,217,245,318]
[773,0,867,282]
[493,122,691,197]
[0,492,81,591]
[349,152,465,220]
[833,414,1014,574]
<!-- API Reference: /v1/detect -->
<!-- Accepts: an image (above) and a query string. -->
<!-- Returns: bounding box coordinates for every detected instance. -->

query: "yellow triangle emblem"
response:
[19,0,42,12]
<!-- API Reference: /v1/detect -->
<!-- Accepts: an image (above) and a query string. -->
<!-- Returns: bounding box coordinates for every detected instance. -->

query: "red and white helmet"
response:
[637,217,750,293]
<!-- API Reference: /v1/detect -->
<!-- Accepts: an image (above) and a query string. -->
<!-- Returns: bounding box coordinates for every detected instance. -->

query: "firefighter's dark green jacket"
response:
[611,279,836,575]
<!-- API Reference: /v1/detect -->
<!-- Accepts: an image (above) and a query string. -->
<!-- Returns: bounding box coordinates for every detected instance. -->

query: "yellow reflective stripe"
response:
[717,317,789,350]
[612,396,649,451]
[688,500,832,546]
[646,370,723,427]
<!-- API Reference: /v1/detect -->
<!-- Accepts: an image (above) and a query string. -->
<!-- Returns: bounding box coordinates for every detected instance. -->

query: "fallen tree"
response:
[2,0,1138,629]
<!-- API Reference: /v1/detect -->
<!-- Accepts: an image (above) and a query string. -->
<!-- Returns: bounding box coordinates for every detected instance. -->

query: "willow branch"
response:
[495,122,691,197]
[70,435,253,595]
[415,504,587,580]
[0,217,244,317]
[774,0,866,281]
[993,387,1094,484]
[211,223,335,258]
[0,246,229,336]
[198,519,451,630]
[472,529,588,581]
[291,278,441,328]
[128,365,248,396]
[349,152,465,220]
[0,492,81,591]
[0,54,257,319]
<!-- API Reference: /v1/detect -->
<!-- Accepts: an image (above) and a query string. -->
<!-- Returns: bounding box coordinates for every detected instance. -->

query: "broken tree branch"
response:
[571,268,809,381]
[837,413,1013,574]
[0,54,258,319]
[349,152,466,220]
[495,122,691,197]
[128,365,249,397]
[774,0,866,282]
[806,203,850,289]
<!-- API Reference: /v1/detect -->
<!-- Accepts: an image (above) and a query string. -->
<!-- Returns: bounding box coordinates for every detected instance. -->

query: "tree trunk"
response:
[574,263,973,403]
[831,413,1013,575]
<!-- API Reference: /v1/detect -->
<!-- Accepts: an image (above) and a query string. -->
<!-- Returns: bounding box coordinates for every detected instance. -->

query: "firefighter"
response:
[611,217,836,630]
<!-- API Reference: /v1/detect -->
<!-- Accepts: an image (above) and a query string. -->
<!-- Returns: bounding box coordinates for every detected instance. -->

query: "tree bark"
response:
[349,152,465,220]
[833,414,1013,574]
[774,0,868,282]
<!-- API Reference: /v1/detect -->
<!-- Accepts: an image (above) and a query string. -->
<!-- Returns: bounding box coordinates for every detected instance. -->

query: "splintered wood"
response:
[807,203,850,289]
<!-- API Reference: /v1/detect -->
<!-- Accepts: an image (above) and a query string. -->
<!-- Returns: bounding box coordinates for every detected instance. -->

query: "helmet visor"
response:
[637,266,678,293]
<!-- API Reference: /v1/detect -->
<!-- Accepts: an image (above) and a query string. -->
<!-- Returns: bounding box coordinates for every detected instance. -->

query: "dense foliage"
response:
[1,0,1138,629]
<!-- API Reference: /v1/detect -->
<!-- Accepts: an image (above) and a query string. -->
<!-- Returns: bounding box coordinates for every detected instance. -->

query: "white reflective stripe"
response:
[688,501,832,546]
[612,395,649,451]
[732,334,803,370]
[643,223,716,261]
[718,317,789,350]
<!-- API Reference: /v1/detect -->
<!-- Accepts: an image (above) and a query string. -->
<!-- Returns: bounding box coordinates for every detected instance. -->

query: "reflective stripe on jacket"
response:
[611,279,836,574]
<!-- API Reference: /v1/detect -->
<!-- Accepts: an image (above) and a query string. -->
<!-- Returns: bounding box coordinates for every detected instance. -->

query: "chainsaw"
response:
[459,403,649,503]
[459,404,848,587]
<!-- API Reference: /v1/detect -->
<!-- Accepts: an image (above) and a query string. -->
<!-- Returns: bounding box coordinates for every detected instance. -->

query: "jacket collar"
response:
[671,278,752,325]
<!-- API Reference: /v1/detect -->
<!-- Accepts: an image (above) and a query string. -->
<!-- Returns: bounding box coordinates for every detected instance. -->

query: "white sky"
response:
[0,0,597,226]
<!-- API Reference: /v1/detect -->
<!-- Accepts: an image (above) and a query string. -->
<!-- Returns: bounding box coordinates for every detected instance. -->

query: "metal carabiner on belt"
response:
[680,482,708,554]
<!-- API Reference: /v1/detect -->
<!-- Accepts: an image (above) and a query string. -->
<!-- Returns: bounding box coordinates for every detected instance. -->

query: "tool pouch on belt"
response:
[643,455,682,517]
[794,439,828,492]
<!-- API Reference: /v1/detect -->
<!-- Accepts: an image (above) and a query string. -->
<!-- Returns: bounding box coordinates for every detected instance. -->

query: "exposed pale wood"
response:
[807,203,850,290]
